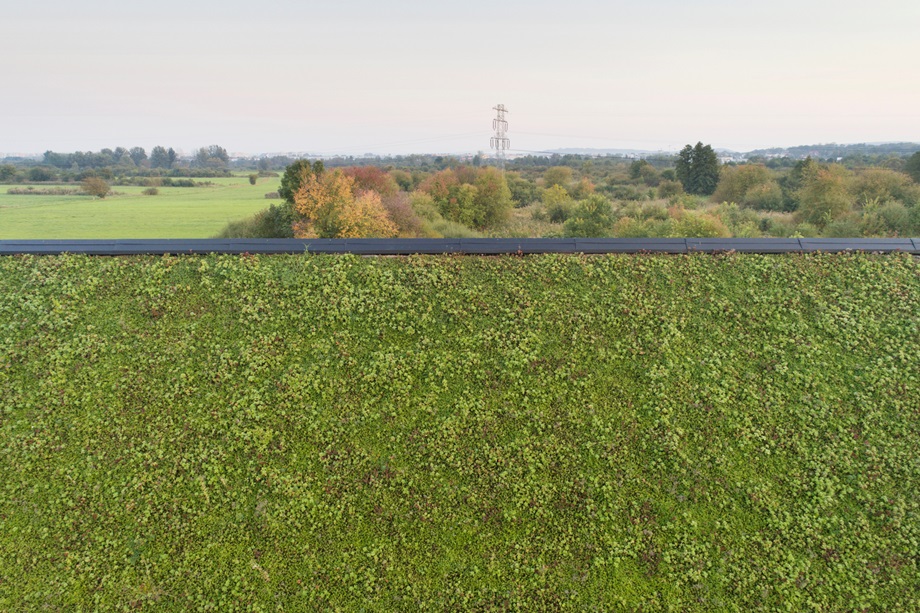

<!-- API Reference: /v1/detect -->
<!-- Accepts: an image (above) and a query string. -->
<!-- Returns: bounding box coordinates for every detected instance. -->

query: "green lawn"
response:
[1,253,918,610]
[0,176,281,239]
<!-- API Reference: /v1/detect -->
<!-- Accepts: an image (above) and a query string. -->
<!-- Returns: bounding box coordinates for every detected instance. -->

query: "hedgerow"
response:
[1,252,918,610]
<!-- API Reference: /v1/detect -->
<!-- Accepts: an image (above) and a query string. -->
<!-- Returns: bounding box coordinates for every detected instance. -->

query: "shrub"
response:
[712,164,770,201]
[292,170,397,238]
[409,192,440,222]
[7,187,82,196]
[792,222,821,237]
[139,177,163,188]
[542,185,574,216]
[668,193,702,210]
[613,217,651,237]
[542,165,573,188]
[639,203,669,221]
[390,169,412,192]
[905,150,920,183]
[506,173,540,207]
[402,192,475,237]
[142,187,159,196]
[670,211,731,238]
[795,165,854,228]
[0,164,17,182]
[381,192,424,237]
[612,216,673,237]
[76,167,113,181]
[264,191,281,199]
[718,202,762,236]
[430,219,482,238]
[82,177,110,198]
[27,166,57,182]
[248,174,258,185]
[606,185,644,201]
[215,203,295,238]
[823,215,864,238]
[861,202,918,237]
[563,194,616,237]
[853,168,920,208]
[161,178,199,188]
[541,184,575,223]
[546,200,575,224]
[733,222,762,237]
[710,164,785,211]
[471,167,513,228]
[657,179,684,199]
[417,169,458,202]
[342,166,400,198]
[759,217,798,237]
[568,177,596,200]
[279,159,323,204]
[742,181,784,211]
[617,202,641,219]
[438,183,478,226]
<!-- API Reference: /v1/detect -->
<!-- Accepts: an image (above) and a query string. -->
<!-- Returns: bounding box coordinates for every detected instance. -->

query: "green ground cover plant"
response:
[1,252,918,610]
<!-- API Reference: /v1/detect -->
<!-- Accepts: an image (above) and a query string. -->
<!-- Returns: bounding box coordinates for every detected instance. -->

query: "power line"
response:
[514,131,679,148]
[319,131,490,156]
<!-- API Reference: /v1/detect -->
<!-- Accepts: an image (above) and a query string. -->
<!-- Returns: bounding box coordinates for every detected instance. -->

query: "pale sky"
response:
[2,0,919,156]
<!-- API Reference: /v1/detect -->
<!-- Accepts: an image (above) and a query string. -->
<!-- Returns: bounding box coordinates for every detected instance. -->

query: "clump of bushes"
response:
[604,184,646,201]
[861,201,920,236]
[82,177,110,199]
[6,187,82,196]
[214,203,296,238]
[657,179,684,199]
[159,178,212,188]
[531,185,575,223]
[669,210,730,237]
[405,192,480,237]
[563,194,616,237]
[712,164,784,211]
[381,192,426,237]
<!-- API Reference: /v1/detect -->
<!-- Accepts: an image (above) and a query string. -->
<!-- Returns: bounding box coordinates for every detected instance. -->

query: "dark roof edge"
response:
[1,238,918,256]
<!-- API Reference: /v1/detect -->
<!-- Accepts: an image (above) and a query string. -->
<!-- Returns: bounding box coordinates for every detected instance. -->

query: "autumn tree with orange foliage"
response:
[292,170,397,238]
[417,169,459,202]
[341,166,400,198]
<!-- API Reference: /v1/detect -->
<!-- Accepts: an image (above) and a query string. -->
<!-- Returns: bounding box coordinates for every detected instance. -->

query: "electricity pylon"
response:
[490,104,509,172]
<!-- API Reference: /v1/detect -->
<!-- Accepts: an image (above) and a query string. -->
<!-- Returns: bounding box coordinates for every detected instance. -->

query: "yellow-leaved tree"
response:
[292,169,397,238]
[338,190,398,238]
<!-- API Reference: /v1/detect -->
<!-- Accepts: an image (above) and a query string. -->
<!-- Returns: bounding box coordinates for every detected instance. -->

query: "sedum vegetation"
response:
[1,252,918,610]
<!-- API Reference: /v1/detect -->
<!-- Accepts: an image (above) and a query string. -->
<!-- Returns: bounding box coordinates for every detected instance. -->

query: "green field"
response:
[1,253,918,610]
[0,176,281,239]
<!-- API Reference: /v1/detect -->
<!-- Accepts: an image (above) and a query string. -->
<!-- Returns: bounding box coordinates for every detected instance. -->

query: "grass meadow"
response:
[0,176,281,239]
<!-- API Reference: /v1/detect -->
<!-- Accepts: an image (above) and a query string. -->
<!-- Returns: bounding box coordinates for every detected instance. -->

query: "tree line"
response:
[221,146,920,240]
[4,140,919,239]
[34,145,229,172]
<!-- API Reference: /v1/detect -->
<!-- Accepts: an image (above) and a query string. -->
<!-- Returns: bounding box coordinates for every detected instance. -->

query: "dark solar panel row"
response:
[1,238,918,255]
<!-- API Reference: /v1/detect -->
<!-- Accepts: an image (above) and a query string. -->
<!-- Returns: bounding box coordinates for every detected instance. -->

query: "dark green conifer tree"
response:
[675,142,720,196]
